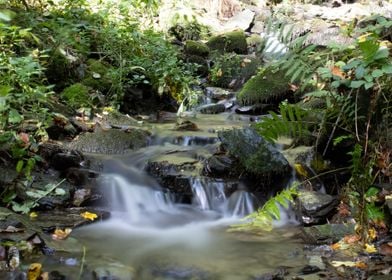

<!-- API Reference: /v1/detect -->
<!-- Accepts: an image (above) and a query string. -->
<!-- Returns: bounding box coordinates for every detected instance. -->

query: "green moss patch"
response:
[82,59,112,93]
[184,40,210,57]
[61,83,91,108]
[207,30,247,54]
[237,67,290,105]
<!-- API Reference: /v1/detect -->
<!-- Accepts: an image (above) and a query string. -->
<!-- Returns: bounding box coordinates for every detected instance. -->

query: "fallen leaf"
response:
[331,243,341,250]
[27,263,42,280]
[368,227,377,241]
[294,163,308,178]
[52,228,72,240]
[29,212,38,218]
[365,243,377,253]
[331,66,345,79]
[355,262,368,269]
[18,132,30,146]
[80,211,98,221]
[343,234,360,244]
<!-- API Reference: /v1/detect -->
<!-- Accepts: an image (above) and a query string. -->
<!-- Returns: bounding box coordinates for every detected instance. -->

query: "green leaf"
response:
[16,160,24,173]
[0,85,12,97]
[54,188,66,196]
[371,69,384,78]
[355,65,366,79]
[8,109,23,124]
[373,48,389,60]
[350,80,365,88]
[0,9,16,22]
[382,64,392,74]
[364,82,374,90]
[365,187,379,198]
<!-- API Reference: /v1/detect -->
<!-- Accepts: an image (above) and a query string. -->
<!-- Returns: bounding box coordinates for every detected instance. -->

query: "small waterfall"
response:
[190,178,257,217]
[101,174,174,224]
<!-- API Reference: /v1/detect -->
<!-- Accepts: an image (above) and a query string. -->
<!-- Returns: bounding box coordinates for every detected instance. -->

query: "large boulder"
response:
[67,128,150,154]
[295,190,339,225]
[218,127,291,178]
[207,30,248,54]
[237,66,292,106]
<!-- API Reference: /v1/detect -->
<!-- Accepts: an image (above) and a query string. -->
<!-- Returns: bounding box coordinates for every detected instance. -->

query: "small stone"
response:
[197,103,226,114]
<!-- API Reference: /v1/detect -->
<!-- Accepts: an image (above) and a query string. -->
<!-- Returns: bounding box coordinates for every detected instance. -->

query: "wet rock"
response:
[174,119,199,131]
[234,104,274,115]
[144,265,214,280]
[203,154,239,177]
[197,103,226,114]
[296,191,339,225]
[218,127,291,178]
[301,224,355,244]
[32,208,110,231]
[51,152,83,171]
[67,128,150,154]
[93,263,135,280]
[205,87,234,101]
[145,161,196,196]
[65,167,99,186]
[72,189,92,207]
[46,113,78,140]
[49,271,67,280]
[218,99,235,110]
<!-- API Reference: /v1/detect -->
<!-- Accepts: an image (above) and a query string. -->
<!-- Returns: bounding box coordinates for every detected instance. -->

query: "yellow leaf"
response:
[80,211,98,221]
[331,242,341,250]
[294,163,308,178]
[27,263,42,280]
[29,212,38,218]
[355,262,368,269]
[365,243,377,253]
[331,261,357,267]
[52,228,72,240]
[358,32,372,43]
[368,228,377,241]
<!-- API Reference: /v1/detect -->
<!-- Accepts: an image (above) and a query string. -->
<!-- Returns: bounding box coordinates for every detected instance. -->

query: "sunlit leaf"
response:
[27,263,42,280]
[80,211,98,221]
[52,228,72,240]
[294,163,308,177]
[331,261,357,267]
[8,109,23,124]
[29,212,38,219]
[364,243,377,253]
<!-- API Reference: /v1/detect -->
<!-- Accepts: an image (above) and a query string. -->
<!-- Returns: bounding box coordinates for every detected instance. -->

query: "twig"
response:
[78,246,86,280]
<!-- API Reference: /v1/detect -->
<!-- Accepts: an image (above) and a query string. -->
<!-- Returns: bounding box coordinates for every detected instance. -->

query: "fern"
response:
[254,102,313,142]
[230,184,298,232]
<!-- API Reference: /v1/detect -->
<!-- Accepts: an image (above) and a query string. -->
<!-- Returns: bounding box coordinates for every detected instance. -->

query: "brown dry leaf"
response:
[18,132,30,146]
[368,227,377,241]
[52,228,72,240]
[343,234,361,244]
[330,66,345,79]
[331,242,341,250]
[355,262,368,269]
[331,260,357,267]
[80,211,98,221]
[337,202,351,217]
[40,272,49,280]
[27,263,42,280]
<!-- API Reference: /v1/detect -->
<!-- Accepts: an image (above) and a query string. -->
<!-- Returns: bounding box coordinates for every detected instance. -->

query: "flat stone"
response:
[301,224,355,244]
[205,87,234,101]
[197,103,226,114]
[222,9,255,31]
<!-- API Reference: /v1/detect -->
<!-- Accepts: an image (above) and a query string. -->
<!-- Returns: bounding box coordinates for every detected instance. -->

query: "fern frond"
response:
[254,102,313,142]
[229,184,298,232]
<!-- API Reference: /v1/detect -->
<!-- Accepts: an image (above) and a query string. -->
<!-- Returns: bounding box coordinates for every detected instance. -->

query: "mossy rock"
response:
[82,59,112,93]
[184,40,210,57]
[237,67,290,106]
[207,30,247,54]
[45,49,78,90]
[61,83,91,108]
[209,53,260,89]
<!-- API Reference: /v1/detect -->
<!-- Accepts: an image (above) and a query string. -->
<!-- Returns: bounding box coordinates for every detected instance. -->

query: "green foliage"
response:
[61,83,91,108]
[231,184,298,232]
[254,102,314,142]
[169,14,211,42]
[3,179,66,214]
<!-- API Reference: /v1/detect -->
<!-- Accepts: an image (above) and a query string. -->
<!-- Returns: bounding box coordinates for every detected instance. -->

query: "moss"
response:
[209,53,260,89]
[61,83,91,108]
[185,54,209,76]
[81,59,112,93]
[45,49,75,90]
[237,67,290,106]
[207,30,247,54]
[184,40,210,57]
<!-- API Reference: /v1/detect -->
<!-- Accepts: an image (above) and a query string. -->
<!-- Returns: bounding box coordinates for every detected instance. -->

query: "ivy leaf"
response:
[371,69,384,78]
[364,82,374,90]
[8,109,23,124]
[350,80,365,88]
[373,48,389,60]
[355,65,366,79]
[382,64,392,74]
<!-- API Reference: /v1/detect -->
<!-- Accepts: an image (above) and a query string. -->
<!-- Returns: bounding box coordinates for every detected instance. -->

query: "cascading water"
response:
[72,114,306,279]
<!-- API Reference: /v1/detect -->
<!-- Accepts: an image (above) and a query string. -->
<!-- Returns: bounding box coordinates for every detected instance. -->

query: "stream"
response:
[42,113,307,279]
